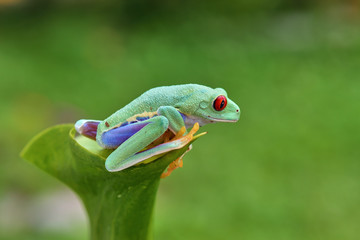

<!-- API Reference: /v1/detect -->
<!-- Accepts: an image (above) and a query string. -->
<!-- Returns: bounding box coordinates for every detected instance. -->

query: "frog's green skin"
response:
[75,84,240,172]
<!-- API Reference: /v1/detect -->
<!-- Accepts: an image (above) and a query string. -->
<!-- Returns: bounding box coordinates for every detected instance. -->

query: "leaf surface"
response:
[21,124,202,240]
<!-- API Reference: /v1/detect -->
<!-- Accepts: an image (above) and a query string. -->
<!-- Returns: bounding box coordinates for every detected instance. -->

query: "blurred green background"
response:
[1,0,360,239]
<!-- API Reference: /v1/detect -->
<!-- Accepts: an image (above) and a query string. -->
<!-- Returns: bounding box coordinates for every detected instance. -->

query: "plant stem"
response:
[21,124,197,240]
[82,176,160,240]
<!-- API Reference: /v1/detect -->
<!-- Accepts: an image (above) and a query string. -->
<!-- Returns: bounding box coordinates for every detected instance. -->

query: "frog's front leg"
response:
[157,106,186,134]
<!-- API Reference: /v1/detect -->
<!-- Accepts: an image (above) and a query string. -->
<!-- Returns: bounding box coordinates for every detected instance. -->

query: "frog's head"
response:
[176,85,240,124]
[195,87,240,123]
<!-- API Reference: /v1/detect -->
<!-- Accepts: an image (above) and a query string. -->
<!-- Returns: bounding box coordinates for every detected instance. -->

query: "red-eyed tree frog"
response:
[75,84,240,176]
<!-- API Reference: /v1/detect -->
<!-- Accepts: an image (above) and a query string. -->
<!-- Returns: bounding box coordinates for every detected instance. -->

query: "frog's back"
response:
[97,84,211,136]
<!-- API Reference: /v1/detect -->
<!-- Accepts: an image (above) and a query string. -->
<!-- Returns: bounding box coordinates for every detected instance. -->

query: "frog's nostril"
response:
[236,109,239,112]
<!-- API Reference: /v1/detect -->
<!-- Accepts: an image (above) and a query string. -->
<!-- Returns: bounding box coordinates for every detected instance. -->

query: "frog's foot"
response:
[174,122,199,142]
[159,123,207,178]
[161,157,183,178]
[172,126,186,140]
[146,126,186,150]
[161,145,192,178]
[75,119,101,140]
[159,122,199,146]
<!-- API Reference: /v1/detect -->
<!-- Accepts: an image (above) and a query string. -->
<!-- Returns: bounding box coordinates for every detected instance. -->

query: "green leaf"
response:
[21,124,202,240]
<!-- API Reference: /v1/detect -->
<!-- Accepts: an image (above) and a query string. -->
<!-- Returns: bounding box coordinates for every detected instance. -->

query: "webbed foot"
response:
[160,123,200,178]
[161,147,188,178]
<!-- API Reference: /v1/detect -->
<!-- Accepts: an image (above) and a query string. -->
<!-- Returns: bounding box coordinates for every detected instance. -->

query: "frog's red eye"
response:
[213,95,227,111]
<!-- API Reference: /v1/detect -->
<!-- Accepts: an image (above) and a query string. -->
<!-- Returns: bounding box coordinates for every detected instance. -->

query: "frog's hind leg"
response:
[105,116,170,172]
[75,119,101,140]
[107,123,200,173]
[100,122,150,149]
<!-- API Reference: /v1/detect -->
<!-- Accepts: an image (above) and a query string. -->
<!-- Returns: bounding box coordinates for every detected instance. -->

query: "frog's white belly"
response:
[183,114,212,128]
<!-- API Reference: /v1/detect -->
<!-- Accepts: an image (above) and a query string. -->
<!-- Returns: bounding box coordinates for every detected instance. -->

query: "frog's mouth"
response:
[207,116,239,123]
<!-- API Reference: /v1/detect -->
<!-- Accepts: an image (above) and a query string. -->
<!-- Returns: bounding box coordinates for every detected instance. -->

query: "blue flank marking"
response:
[136,116,149,121]
[102,122,149,148]
[119,114,157,128]
[120,121,129,127]
[179,112,187,122]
